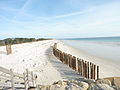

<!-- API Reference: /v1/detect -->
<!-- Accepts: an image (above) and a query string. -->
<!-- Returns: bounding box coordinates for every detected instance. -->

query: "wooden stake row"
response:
[53,44,99,80]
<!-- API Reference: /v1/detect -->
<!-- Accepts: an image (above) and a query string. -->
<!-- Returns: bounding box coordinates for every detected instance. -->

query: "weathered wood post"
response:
[54,43,57,48]
[97,66,99,80]
[72,56,76,71]
[5,40,12,55]
[61,52,64,62]
[66,54,68,65]
[85,61,87,78]
[79,60,82,75]
[90,62,92,79]
[91,63,94,79]
[54,48,56,57]
[81,60,83,76]
[26,69,30,88]
[53,47,55,56]
[58,50,60,59]
[56,49,58,57]
[24,72,28,90]
[76,58,78,71]
[71,56,74,69]
[6,44,12,55]
[87,62,90,79]
[77,59,80,74]
[60,51,63,62]
[69,55,71,67]
[10,69,14,90]
[93,64,96,80]
[83,60,85,77]
[63,52,65,63]
[67,54,70,66]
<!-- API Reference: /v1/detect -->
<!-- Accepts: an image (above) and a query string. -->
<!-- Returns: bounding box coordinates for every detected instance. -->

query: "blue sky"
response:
[0,0,120,39]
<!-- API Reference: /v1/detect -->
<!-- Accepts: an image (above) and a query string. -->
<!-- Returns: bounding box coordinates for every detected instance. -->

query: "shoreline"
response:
[57,40,120,78]
[61,40,120,61]
[59,40,120,63]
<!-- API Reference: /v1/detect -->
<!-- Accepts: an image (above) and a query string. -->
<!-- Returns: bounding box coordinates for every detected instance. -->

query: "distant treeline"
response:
[0,38,51,46]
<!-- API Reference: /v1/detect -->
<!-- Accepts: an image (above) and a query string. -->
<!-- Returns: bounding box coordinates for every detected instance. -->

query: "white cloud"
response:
[1,1,120,38]
[13,0,33,20]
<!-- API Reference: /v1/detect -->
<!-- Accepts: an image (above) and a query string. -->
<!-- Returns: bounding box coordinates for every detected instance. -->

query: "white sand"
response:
[1,39,119,85]
[0,40,81,85]
[57,41,120,78]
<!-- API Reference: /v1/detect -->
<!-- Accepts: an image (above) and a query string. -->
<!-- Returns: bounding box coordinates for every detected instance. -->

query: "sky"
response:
[0,0,120,39]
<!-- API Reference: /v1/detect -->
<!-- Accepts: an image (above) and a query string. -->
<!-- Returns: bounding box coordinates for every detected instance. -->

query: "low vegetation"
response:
[0,38,51,46]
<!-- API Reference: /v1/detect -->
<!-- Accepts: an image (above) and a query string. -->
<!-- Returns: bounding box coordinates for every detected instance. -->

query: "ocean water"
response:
[62,37,120,61]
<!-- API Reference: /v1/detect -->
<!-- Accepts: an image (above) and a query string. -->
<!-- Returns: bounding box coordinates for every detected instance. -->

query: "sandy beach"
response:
[0,40,81,85]
[0,39,120,85]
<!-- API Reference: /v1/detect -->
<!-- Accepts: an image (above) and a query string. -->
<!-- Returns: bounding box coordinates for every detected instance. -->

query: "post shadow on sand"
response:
[45,46,83,80]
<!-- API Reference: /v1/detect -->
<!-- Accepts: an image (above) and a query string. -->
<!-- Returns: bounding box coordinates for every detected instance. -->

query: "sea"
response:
[62,36,120,61]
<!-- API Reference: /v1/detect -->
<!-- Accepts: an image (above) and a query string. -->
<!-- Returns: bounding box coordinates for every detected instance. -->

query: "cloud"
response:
[0,5,18,13]
[50,8,94,19]
[13,0,33,20]
[1,1,120,39]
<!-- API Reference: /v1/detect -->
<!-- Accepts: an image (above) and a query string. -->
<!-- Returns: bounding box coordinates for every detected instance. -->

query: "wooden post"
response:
[93,64,96,80]
[72,56,76,71]
[69,54,71,67]
[72,56,74,70]
[58,50,60,59]
[81,60,83,76]
[68,54,70,66]
[85,61,87,78]
[10,69,14,90]
[56,49,58,58]
[91,63,94,79]
[90,63,92,79]
[87,62,90,79]
[55,48,57,57]
[61,52,63,62]
[80,59,82,75]
[60,51,63,62]
[66,54,68,65]
[97,66,99,80]
[64,53,66,64]
[82,60,85,77]
[76,58,78,72]
[84,61,86,77]
[54,43,57,48]
[65,53,67,64]
[62,52,64,63]
[78,59,80,74]
[24,73,28,90]
[6,44,12,55]
[54,48,55,56]
[26,69,30,88]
